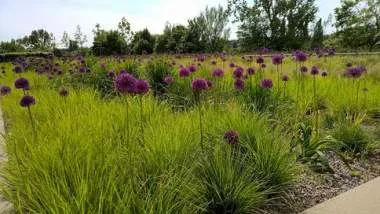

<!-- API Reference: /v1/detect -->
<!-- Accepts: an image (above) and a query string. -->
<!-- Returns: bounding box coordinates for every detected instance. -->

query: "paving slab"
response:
[302,176,380,214]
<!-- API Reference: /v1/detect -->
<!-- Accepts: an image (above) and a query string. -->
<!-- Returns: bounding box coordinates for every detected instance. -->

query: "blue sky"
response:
[0,0,340,45]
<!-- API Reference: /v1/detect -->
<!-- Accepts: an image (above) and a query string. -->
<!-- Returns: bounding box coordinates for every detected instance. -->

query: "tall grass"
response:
[0,53,379,213]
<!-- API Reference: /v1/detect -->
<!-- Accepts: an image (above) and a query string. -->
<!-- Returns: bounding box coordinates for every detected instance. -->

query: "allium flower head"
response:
[261,63,266,68]
[211,60,217,65]
[135,79,150,95]
[233,67,244,79]
[0,86,11,96]
[261,79,273,89]
[281,75,289,81]
[247,67,255,75]
[179,68,190,77]
[206,80,213,88]
[188,65,197,73]
[212,68,224,77]
[295,51,308,62]
[229,62,235,68]
[234,79,245,91]
[14,65,23,73]
[20,95,36,107]
[301,66,308,73]
[256,56,264,64]
[15,77,30,90]
[321,71,328,77]
[192,78,209,92]
[272,54,283,65]
[107,71,115,78]
[59,88,69,97]
[224,130,239,145]
[311,66,319,75]
[114,73,137,94]
[164,76,175,85]
[347,66,363,78]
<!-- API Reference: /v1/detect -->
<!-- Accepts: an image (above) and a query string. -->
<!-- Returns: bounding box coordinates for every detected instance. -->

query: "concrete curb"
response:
[301,176,380,214]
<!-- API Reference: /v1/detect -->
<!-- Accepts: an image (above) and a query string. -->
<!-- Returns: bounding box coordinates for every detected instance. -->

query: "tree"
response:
[131,29,155,54]
[195,5,230,52]
[335,0,380,51]
[0,39,25,53]
[23,29,55,50]
[118,17,133,44]
[92,24,126,55]
[228,0,318,50]
[61,31,70,48]
[74,25,87,48]
[311,18,324,48]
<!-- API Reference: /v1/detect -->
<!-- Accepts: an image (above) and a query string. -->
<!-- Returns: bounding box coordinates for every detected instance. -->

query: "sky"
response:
[0,0,341,45]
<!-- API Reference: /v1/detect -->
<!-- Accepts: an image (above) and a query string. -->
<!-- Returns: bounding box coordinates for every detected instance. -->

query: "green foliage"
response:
[131,29,155,54]
[333,123,370,155]
[145,58,173,96]
[229,0,318,50]
[312,18,324,48]
[334,0,380,51]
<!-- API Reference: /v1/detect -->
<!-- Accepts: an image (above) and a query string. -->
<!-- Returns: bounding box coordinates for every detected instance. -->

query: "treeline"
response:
[0,0,379,54]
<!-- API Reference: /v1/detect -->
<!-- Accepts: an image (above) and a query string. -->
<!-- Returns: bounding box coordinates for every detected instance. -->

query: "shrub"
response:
[333,124,370,155]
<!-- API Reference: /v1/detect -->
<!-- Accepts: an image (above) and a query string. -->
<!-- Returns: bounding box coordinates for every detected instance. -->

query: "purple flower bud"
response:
[179,68,190,77]
[192,78,209,92]
[282,75,289,81]
[212,68,224,77]
[224,130,239,145]
[272,54,283,65]
[247,67,255,75]
[135,79,149,95]
[15,78,29,90]
[233,67,244,79]
[301,66,308,73]
[0,86,11,96]
[311,66,319,75]
[20,95,36,107]
[256,56,264,64]
[321,71,328,77]
[261,79,273,89]
[234,79,245,91]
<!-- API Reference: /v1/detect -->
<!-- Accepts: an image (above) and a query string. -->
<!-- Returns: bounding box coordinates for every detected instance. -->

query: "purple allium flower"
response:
[0,86,11,96]
[179,68,190,77]
[346,62,353,67]
[114,73,137,94]
[347,67,363,78]
[295,51,308,62]
[233,67,244,79]
[107,71,115,78]
[247,67,255,75]
[321,71,328,77]
[197,55,205,62]
[229,62,235,68]
[282,75,289,81]
[301,66,308,73]
[164,76,175,85]
[206,80,213,88]
[192,78,209,92]
[311,66,319,75]
[212,68,224,77]
[59,88,69,97]
[234,79,245,91]
[224,130,239,145]
[188,65,197,73]
[135,79,150,94]
[14,65,23,74]
[14,77,29,90]
[256,56,264,64]
[261,79,273,89]
[261,63,266,68]
[272,54,283,65]
[19,95,36,107]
